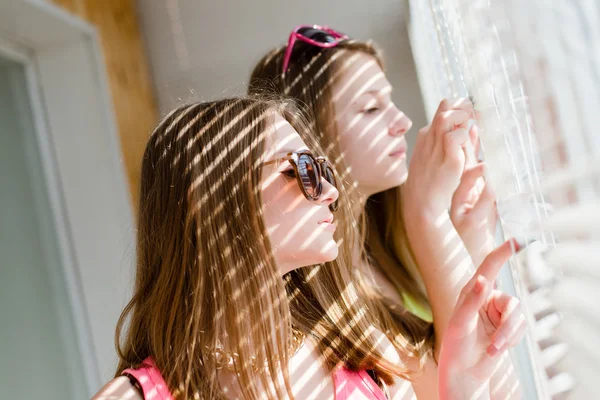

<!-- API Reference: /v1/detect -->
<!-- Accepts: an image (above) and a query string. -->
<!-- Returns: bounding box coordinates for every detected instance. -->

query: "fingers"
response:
[435,110,471,137]
[469,123,480,152]
[494,292,521,321]
[424,98,475,152]
[507,317,527,348]
[453,275,492,328]
[475,238,518,282]
[485,291,527,357]
[487,290,518,327]
[442,128,468,173]
[450,163,486,219]
[452,163,486,203]
[464,125,480,169]
[487,311,527,357]
[435,98,453,114]
[470,182,497,221]
[444,127,470,148]
[436,98,475,116]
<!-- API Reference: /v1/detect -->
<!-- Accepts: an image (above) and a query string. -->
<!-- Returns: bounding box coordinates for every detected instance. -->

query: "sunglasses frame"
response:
[263,150,339,212]
[281,24,349,75]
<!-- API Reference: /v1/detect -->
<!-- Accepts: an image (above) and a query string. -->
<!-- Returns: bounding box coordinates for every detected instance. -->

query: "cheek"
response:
[338,117,389,163]
[261,177,311,236]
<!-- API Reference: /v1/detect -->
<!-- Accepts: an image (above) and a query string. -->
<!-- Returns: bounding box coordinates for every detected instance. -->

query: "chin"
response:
[316,238,339,263]
[360,165,408,195]
[384,172,407,190]
[384,163,408,185]
[367,175,407,196]
[393,171,409,187]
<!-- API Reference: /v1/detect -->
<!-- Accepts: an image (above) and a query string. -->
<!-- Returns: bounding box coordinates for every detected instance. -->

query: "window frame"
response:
[0,0,135,392]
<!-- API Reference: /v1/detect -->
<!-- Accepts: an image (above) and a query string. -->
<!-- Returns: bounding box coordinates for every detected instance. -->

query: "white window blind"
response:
[406,0,600,398]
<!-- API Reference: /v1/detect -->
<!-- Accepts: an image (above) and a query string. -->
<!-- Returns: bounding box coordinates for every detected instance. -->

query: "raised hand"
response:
[450,160,498,266]
[438,239,527,400]
[403,98,474,218]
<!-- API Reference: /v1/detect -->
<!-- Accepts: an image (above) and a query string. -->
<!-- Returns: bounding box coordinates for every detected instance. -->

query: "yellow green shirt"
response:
[402,292,433,322]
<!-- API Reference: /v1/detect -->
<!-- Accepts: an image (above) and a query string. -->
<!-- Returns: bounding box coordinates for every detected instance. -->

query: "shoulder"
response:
[91,376,144,400]
[217,342,335,399]
[289,341,336,400]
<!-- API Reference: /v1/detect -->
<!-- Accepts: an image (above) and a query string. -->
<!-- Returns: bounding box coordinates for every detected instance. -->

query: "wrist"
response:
[439,347,491,400]
[462,234,496,267]
[440,372,491,400]
[404,204,450,230]
[402,186,451,225]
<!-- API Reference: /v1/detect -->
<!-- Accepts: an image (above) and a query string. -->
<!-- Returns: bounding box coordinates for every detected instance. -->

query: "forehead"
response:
[331,52,391,105]
[268,113,307,154]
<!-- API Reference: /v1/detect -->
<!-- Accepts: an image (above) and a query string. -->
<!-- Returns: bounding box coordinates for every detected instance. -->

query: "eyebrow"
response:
[354,87,392,101]
[271,147,309,159]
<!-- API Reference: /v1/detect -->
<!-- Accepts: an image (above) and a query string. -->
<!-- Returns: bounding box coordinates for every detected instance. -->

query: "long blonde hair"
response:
[249,40,434,346]
[115,97,428,400]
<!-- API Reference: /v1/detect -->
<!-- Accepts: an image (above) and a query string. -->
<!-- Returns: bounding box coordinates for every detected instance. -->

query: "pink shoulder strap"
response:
[333,367,387,400]
[122,357,173,400]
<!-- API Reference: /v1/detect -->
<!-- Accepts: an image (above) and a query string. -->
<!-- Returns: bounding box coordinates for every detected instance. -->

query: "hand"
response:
[403,98,474,219]
[439,239,527,399]
[450,124,498,266]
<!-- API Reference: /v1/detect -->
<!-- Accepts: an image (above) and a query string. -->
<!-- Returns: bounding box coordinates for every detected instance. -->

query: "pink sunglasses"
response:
[282,25,349,75]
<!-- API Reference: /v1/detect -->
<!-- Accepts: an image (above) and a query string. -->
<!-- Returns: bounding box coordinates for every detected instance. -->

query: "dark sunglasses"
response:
[282,25,349,74]
[263,150,339,212]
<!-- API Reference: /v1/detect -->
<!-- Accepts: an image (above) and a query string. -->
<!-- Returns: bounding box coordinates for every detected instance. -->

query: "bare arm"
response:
[449,128,523,400]
[488,353,522,399]
[403,209,475,358]
[91,377,143,400]
[401,98,523,399]
[400,99,478,356]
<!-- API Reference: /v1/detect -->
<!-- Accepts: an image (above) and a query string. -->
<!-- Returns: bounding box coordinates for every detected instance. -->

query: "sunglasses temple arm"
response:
[282,33,298,74]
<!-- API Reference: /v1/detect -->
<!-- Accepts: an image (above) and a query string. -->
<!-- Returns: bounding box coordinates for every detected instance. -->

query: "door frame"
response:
[0,0,135,394]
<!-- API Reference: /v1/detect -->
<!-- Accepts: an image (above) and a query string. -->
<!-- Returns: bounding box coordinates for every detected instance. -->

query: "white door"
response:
[0,52,88,399]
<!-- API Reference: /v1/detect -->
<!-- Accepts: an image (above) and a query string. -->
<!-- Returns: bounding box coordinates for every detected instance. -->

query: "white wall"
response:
[0,57,88,400]
[0,0,136,391]
[136,0,427,152]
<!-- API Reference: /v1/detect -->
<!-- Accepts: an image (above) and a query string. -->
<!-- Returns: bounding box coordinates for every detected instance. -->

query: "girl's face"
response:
[332,52,413,197]
[261,114,340,274]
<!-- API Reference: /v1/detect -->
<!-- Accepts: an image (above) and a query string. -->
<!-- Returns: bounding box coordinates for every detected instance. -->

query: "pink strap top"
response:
[123,357,387,400]
[123,358,173,400]
[333,367,388,400]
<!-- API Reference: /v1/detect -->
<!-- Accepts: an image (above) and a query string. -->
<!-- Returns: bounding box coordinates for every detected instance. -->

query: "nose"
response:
[318,177,339,208]
[389,106,412,137]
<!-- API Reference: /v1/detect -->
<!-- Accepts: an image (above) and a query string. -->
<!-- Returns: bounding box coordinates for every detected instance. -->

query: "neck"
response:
[350,190,369,267]
[350,184,373,220]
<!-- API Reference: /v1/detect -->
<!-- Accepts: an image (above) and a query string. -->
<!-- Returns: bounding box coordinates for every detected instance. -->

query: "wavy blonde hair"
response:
[248,40,434,349]
[115,96,429,400]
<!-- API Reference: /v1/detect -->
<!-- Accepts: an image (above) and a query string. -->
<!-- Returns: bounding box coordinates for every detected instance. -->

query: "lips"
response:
[389,144,407,157]
[318,214,334,225]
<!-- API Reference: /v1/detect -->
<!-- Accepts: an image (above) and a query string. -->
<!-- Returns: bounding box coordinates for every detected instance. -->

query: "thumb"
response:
[451,162,486,212]
[453,275,491,327]
[469,182,496,221]
[469,124,480,154]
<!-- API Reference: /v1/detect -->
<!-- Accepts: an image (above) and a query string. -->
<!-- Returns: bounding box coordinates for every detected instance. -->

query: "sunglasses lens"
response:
[297,27,337,44]
[324,165,339,212]
[297,154,321,198]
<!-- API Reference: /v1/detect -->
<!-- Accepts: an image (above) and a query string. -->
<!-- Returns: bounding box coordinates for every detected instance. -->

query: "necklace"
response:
[214,328,306,372]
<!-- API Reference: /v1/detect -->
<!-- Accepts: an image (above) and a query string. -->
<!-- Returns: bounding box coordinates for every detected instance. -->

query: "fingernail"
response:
[473,276,486,293]
[494,334,507,349]
[487,344,499,357]
[515,237,538,253]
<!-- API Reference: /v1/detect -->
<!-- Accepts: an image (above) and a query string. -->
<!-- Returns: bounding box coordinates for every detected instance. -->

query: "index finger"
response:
[475,238,519,281]
[449,98,474,117]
